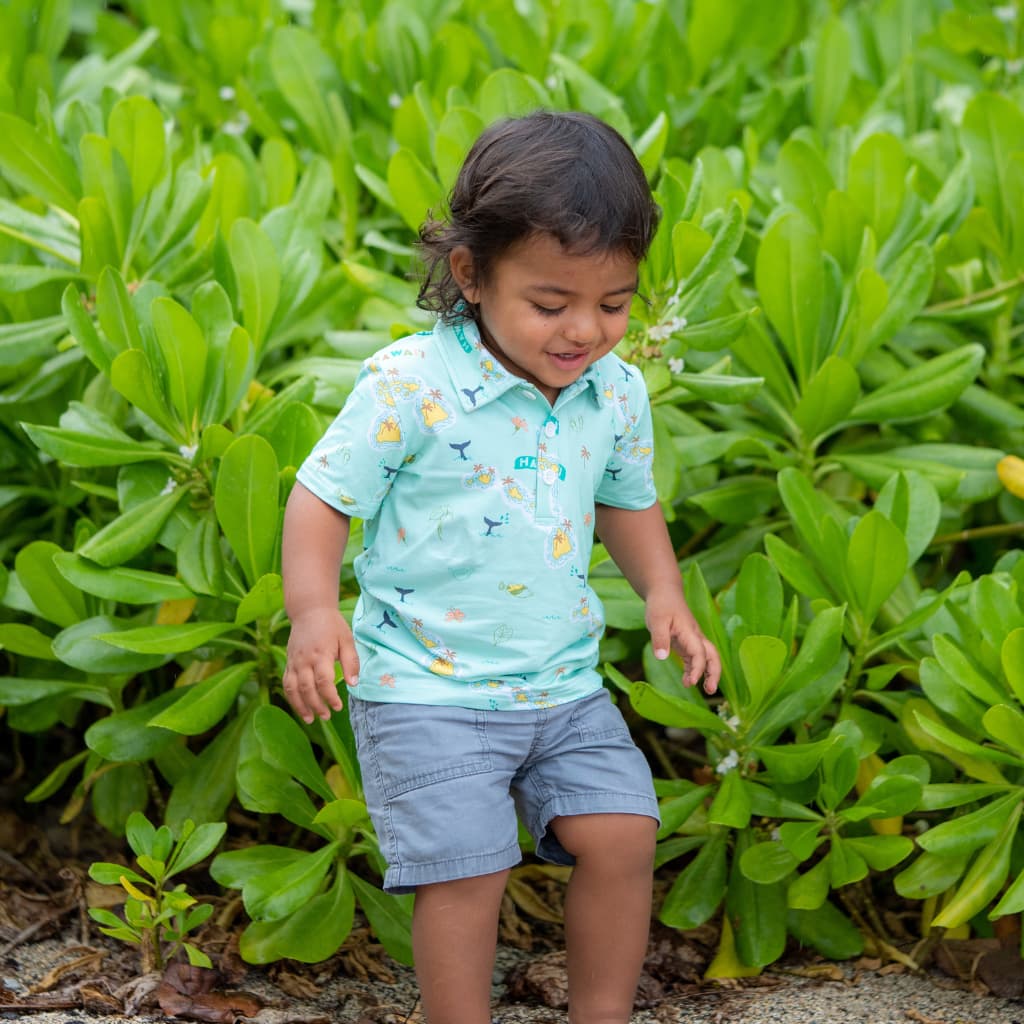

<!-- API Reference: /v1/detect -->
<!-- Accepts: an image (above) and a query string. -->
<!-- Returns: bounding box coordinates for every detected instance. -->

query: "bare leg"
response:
[413,869,510,1024]
[550,814,657,1024]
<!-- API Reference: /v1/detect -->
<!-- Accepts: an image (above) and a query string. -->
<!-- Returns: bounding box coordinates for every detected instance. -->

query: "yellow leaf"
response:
[120,877,154,903]
[704,916,761,979]
[997,455,1024,499]
[175,658,226,688]
[856,754,903,835]
[157,598,197,625]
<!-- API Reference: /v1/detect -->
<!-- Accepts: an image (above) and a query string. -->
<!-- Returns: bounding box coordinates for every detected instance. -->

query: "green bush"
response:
[1,0,1022,970]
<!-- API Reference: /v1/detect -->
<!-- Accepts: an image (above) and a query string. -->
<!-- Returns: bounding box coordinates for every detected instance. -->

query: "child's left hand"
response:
[645,584,721,694]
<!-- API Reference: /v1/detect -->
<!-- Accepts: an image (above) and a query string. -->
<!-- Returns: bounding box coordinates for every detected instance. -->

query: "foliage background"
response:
[1,0,1023,972]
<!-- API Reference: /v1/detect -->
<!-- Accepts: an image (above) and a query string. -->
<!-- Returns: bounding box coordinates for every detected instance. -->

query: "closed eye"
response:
[532,303,565,317]
[601,303,628,314]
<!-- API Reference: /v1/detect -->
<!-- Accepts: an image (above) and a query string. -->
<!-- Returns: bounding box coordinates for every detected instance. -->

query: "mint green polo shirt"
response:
[295,317,656,710]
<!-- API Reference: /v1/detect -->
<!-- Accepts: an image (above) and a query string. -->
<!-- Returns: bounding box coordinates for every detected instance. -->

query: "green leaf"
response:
[349,874,414,966]
[165,713,247,829]
[109,348,181,438]
[735,554,783,638]
[475,68,550,122]
[918,791,1022,858]
[763,534,832,603]
[894,849,971,900]
[843,835,914,871]
[235,574,284,625]
[253,706,335,803]
[215,434,279,588]
[757,736,835,784]
[0,112,79,212]
[211,845,306,890]
[961,92,1024,234]
[52,616,166,674]
[1002,629,1024,704]
[845,510,908,625]
[728,829,787,968]
[874,471,941,568]
[147,662,255,736]
[21,422,169,468]
[739,841,798,885]
[629,681,729,734]
[738,636,788,715]
[0,677,112,709]
[53,553,193,604]
[98,622,236,655]
[755,211,823,388]
[177,512,226,598]
[14,540,87,628]
[96,267,142,355]
[848,134,906,244]
[108,95,165,202]
[151,298,207,435]
[933,801,1022,929]
[77,487,187,568]
[244,842,340,922]
[0,623,56,660]
[792,355,860,442]
[811,16,851,135]
[787,902,863,960]
[850,345,985,424]
[982,704,1024,751]
[237,760,320,831]
[240,867,354,964]
[827,837,869,888]
[787,858,830,911]
[85,691,182,761]
[708,771,752,829]
[386,147,443,233]
[0,263,85,291]
[659,830,727,929]
[230,218,280,351]
[860,241,934,360]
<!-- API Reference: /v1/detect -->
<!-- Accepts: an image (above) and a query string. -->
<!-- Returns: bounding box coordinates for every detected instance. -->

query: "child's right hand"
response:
[282,607,360,724]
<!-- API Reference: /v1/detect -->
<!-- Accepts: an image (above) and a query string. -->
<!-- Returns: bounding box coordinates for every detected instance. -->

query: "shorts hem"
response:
[532,793,660,866]
[382,840,523,895]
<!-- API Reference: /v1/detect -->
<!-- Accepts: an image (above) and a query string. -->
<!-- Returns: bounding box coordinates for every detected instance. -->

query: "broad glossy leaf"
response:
[844,835,913,871]
[15,540,86,628]
[659,830,727,929]
[727,830,787,968]
[0,111,79,212]
[811,16,851,134]
[240,867,354,964]
[787,857,830,910]
[845,510,908,625]
[85,690,182,761]
[739,841,798,885]
[151,298,207,434]
[932,634,1007,708]
[787,902,863,960]
[62,284,113,373]
[708,770,752,829]
[98,622,235,654]
[735,554,783,638]
[792,355,859,442]
[0,624,56,660]
[53,553,192,604]
[165,713,247,829]
[961,92,1024,234]
[475,68,549,122]
[755,211,823,388]
[919,658,986,735]
[244,842,340,921]
[253,705,335,803]
[386,147,443,233]
[148,662,255,736]
[1003,629,1024,704]
[762,534,832,602]
[757,736,834,784]
[109,348,181,438]
[861,241,934,358]
[918,791,1022,858]
[77,488,187,568]
[230,218,280,351]
[0,316,65,368]
[108,95,165,201]
[777,138,833,230]
[982,704,1024,751]
[210,845,306,889]
[933,802,1022,929]
[268,26,340,155]
[895,849,970,899]
[235,574,284,626]
[629,681,728,734]
[176,512,226,598]
[828,837,868,887]
[849,345,985,424]
[349,874,414,966]
[215,434,279,588]
[0,677,112,708]
[738,635,788,716]
[843,776,922,821]
[848,134,906,243]
[875,471,940,567]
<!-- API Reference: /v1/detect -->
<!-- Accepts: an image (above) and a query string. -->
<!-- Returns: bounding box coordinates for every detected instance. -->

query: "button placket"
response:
[535,414,560,523]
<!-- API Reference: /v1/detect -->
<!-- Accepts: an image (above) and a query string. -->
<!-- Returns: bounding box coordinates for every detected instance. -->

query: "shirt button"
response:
[544,420,557,438]
[542,468,557,485]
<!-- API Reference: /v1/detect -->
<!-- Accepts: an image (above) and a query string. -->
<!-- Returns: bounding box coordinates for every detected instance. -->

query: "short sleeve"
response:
[594,364,657,510]
[295,359,414,519]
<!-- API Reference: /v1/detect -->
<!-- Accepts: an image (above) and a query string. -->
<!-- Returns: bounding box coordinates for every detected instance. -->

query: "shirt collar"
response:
[434,317,612,412]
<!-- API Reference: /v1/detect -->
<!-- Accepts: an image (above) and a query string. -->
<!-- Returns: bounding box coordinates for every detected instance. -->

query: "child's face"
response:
[450,233,638,405]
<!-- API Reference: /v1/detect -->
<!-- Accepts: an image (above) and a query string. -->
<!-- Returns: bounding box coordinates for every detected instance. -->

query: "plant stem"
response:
[928,522,1024,549]
[923,273,1024,313]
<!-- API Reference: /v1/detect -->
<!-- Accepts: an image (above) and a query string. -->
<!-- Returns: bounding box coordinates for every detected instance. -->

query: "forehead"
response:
[493,233,638,289]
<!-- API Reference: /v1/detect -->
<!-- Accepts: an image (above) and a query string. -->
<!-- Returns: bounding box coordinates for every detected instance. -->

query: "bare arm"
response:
[281,482,360,722]
[595,502,720,693]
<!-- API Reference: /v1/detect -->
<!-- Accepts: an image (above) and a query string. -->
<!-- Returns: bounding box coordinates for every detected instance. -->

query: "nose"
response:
[562,310,598,345]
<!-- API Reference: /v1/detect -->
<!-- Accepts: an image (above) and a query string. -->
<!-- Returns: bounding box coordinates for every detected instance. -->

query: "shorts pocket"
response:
[569,689,631,742]
[361,700,492,800]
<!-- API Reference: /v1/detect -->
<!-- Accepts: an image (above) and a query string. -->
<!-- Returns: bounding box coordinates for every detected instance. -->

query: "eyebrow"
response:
[529,282,638,298]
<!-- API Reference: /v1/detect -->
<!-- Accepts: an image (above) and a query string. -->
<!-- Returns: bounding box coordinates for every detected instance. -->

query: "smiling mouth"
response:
[551,351,588,364]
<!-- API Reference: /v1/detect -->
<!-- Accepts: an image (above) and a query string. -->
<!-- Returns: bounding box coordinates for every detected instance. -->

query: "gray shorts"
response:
[348,688,659,894]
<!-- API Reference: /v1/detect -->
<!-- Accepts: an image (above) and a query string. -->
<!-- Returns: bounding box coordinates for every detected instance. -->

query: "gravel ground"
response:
[3,937,1022,1024]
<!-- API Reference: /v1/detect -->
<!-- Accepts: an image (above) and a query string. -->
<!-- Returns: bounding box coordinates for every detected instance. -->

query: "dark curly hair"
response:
[417,110,660,322]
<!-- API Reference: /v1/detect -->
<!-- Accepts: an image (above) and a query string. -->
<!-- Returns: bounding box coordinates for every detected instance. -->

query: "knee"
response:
[554,813,657,870]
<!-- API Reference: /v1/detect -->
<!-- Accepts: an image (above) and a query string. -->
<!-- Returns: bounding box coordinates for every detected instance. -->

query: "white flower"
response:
[545,74,559,91]
[178,444,198,461]
[388,92,402,109]
[726,714,741,730]
[222,110,250,136]
[770,828,781,842]
[280,116,298,133]
[668,357,685,374]
[160,477,177,496]
[648,316,688,343]
[218,85,236,102]
[933,84,973,125]
[715,750,740,775]
[994,5,1016,24]
[1006,58,1024,75]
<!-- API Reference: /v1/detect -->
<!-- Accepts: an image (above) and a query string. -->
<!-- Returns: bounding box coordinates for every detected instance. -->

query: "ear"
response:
[449,246,481,303]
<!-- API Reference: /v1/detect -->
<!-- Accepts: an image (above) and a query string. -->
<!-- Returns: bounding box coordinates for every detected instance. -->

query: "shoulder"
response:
[361,329,446,379]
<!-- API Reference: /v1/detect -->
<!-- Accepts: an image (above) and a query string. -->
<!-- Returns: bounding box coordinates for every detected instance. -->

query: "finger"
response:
[648,618,672,662]
[338,637,360,694]
[702,640,722,695]
[311,659,340,720]
[680,640,707,688]
[283,664,316,724]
